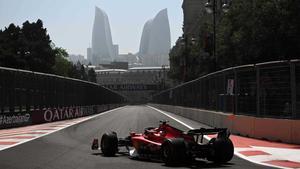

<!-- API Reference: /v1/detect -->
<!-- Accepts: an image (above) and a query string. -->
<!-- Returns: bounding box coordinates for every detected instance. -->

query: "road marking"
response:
[147,105,293,169]
[147,105,194,129]
[0,106,126,152]
[239,150,271,156]
[264,160,300,168]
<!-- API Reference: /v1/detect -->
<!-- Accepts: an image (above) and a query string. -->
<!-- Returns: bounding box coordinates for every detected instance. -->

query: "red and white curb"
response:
[232,139,300,169]
[204,135,300,169]
[0,107,125,152]
[148,105,300,169]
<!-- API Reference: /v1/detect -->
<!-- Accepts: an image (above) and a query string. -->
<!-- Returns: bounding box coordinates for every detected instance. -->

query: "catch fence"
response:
[0,67,125,114]
[152,60,299,119]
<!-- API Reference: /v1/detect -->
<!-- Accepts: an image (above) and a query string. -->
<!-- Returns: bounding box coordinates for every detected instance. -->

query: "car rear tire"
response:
[161,138,187,166]
[100,132,118,156]
[207,137,234,163]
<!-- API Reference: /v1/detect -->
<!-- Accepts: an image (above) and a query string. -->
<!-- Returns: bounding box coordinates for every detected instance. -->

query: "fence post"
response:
[290,62,296,118]
[256,66,260,117]
[9,71,16,113]
[234,68,238,114]
[223,72,226,112]
[0,70,2,113]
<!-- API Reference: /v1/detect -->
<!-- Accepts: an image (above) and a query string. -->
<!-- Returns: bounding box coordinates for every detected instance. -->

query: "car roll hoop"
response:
[159,120,169,125]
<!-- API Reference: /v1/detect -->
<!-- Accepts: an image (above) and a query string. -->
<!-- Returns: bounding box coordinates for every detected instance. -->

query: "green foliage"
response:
[88,68,97,83]
[0,20,94,82]
[79,64,88,81]
[168,41,183,82]
[0,20,56,73]
[217,0,300,67]
[169,0,300,83]
[52,47,72,77]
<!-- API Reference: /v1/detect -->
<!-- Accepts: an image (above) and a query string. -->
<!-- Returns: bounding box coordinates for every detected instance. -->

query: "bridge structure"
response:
[0,60,299,169]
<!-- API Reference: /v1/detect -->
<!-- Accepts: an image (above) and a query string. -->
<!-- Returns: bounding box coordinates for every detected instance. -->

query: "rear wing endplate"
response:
[187,128,228,136]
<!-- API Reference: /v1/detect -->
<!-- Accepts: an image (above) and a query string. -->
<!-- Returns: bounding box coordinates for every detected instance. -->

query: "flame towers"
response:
[138,9,171,66]
[91,7,115,65]
[88,7,171,67]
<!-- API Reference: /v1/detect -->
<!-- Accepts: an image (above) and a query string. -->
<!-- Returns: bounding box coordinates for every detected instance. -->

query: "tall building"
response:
[91,7,115,65]
[138,9,171,67]
[113,44,119,60]
[87,47,92,63]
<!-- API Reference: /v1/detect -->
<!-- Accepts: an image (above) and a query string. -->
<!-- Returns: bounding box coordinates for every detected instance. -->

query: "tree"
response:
[0,19,95,83]
[52,47,73,76]
[79,64,88,81]
[0,19,56,73]
[168,39,184,82]
[22,19,55,73]
[68,64,81,79]
[0,24,24,69]
[88,68,97,83]
[170,0,300,83]
[217,0,300,67]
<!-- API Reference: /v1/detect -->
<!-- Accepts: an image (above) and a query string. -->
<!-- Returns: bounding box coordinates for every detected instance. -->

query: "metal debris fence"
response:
[152,60,300,119]
[0,67,125,114]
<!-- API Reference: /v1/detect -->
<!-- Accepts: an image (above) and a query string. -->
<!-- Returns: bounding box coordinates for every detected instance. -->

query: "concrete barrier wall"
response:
[149,104,300,144]
[0,104,123,129]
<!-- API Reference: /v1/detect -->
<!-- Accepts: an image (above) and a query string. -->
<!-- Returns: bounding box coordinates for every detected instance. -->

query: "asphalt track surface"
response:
[0,105,274,169]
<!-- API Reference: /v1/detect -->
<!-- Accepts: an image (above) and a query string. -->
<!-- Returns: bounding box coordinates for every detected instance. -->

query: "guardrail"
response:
[0,66,126,128]
[152,60,299,119]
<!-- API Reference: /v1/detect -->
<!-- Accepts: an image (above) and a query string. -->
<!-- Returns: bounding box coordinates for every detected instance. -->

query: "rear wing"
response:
[187,128,227,135]
[187,128,230,140]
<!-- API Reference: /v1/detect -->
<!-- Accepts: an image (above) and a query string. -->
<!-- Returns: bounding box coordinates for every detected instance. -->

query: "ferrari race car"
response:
[91,120,234,166]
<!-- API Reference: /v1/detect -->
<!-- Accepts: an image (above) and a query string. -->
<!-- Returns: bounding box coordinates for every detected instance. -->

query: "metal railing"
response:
[152,60,300,119]
[0,67,125,114]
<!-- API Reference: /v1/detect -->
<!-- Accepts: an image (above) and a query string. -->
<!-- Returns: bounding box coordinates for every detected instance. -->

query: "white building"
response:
[95,66,171,103]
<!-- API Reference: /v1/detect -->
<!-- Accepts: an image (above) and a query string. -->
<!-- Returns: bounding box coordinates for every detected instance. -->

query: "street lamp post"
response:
[205,0,231,71]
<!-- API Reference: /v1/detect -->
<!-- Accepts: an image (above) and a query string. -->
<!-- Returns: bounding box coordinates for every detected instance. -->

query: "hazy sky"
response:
[0,0,183,57]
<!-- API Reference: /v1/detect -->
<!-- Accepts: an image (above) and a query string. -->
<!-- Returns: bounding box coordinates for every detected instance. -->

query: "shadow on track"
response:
[91,151,129,157]
[176,160,234,169]
[91,151,234,169]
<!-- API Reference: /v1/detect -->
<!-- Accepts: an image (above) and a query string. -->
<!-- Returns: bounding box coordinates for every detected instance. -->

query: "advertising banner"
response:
[0,112,32,129]
[0,105,116,129]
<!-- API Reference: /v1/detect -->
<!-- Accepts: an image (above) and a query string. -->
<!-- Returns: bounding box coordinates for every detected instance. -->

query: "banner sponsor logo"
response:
[0,105,104,129]
[0,113,31,126]
[43,106,95,122]
[104,84,159,91]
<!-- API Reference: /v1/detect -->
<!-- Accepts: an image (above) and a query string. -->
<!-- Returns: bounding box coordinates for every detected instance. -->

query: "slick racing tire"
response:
[100,132,118,157]
[207,137,234,163]
[162,138,187,166]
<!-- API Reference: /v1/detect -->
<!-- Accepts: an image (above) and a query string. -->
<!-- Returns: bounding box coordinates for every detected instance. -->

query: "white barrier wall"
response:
[149,104,300,144]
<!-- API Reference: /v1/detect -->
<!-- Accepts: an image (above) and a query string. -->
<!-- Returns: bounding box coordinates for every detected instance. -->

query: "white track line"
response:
[0,106,126,152]
[147,105,289,169]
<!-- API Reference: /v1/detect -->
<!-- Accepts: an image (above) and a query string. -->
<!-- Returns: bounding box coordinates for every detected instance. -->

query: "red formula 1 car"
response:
[92,120,234,166]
